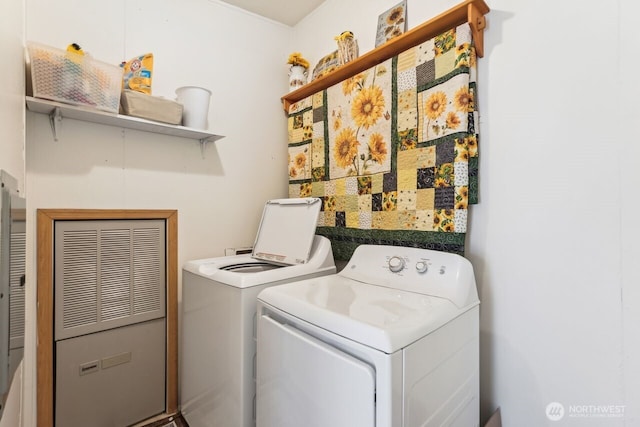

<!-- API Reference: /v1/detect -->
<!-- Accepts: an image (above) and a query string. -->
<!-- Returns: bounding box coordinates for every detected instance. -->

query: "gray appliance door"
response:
[257,314,375,427]
[55,318,165,427]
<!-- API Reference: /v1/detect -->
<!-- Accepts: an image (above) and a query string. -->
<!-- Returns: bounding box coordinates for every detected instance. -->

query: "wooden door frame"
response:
[36,209,178,427]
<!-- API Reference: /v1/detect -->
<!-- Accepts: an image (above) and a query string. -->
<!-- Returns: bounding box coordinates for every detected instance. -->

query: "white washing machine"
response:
[256,244,480,427]
[181,198,336,427]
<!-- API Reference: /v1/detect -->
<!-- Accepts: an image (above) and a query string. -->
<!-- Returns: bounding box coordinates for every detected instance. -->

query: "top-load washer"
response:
[181,198,335,427]
[256,244,480,427]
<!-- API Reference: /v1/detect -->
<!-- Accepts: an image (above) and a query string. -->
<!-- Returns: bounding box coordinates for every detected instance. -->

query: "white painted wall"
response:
[10,0,640,425]
[294,0,637,426]
[0,361,23,427]
[22,0,293,425]
[620,3,640,425]
[0,0,25,188]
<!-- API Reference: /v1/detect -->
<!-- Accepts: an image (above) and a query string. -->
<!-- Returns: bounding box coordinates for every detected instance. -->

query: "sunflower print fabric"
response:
[287,24,479,260]
[329,62,392,179]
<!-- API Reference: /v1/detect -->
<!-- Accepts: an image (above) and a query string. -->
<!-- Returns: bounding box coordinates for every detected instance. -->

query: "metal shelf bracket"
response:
[49,107,62,141]
[199,137,215,159]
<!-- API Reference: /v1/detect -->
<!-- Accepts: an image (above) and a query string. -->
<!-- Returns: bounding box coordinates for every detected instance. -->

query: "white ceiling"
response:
[219,0,326,26]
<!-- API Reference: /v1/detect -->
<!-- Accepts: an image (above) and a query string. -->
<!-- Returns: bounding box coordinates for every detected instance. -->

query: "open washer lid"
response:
[252,198,321,266]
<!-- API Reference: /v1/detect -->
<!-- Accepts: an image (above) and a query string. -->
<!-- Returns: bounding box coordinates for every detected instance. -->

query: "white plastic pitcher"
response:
[176,86,211,129]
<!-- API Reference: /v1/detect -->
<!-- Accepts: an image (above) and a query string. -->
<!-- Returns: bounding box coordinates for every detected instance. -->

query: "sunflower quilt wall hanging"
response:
[287,23,479,260]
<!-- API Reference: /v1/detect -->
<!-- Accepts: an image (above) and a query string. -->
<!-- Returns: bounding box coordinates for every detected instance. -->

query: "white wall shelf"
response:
[281,0,489,112]
[26,96,224,155]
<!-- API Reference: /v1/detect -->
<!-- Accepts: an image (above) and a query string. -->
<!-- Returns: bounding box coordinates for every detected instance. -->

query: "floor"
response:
[139,413,189,427]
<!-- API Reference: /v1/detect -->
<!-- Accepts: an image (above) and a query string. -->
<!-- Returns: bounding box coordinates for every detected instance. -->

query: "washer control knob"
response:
[388,256,405,273]
[415,260,428,274]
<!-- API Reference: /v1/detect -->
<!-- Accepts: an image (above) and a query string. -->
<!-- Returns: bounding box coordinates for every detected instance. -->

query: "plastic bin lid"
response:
[252,198,322,266]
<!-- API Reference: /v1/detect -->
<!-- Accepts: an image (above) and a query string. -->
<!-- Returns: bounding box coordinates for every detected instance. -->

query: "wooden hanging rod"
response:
[282,0,489,112]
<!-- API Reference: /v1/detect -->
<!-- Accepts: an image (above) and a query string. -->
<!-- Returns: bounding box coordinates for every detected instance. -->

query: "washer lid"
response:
[252,198,321,266]
[258,275,469,354]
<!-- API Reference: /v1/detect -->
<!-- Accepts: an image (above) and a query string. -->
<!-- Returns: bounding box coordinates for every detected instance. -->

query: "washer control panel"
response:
[386,255,447,275]
[341,244,477,306]
[387,255,406,272]
[415,260,429,273]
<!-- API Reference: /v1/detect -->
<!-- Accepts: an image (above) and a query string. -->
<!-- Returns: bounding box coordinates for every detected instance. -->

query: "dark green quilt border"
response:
[316,226,466,260]
[323,90,329,179]
[391,56,398,172]
[416,66,470,93]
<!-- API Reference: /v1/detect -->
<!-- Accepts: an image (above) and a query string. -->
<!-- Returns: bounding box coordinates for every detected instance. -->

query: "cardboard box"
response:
[485,407,502,427]
[119,89,183,125]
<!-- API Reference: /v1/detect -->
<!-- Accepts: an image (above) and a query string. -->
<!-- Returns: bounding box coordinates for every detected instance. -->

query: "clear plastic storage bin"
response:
[27,42,122,113]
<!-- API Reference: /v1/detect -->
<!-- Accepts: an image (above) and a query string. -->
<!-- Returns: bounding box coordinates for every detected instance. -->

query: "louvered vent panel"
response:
[62,230,98,329]
[100,229,131,322]
[133,228,161,315]
[55,219,166,341]
[9,230,25,340]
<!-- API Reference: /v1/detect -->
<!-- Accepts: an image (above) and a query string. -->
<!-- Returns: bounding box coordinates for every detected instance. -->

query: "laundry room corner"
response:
[2,0,639,425]
[20,0,296,425]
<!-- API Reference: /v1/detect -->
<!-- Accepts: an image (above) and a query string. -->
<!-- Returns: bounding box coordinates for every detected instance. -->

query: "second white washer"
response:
[256,244,480,427]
